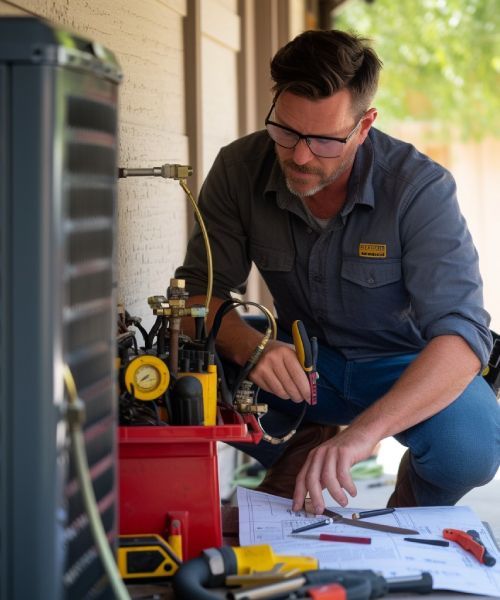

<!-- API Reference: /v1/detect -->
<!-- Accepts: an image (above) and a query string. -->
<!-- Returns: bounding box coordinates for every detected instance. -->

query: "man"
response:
[176,30,499,513]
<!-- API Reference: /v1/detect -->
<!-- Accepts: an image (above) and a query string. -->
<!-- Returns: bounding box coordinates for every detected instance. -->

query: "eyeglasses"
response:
[265,102,362,158]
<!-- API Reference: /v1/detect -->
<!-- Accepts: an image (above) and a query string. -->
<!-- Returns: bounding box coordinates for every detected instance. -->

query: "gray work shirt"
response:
[176,128,492,367]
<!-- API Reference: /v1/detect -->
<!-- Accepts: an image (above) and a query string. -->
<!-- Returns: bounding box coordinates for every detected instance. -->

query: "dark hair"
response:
[270,29,383,116]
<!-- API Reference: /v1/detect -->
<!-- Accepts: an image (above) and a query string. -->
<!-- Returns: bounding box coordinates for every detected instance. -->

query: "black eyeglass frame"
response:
[264,102,363,158]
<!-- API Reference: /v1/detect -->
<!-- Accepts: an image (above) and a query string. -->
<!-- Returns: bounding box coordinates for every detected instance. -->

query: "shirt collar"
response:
[342,131,375,217]
[264,129,377,215]
[264,157,302,214]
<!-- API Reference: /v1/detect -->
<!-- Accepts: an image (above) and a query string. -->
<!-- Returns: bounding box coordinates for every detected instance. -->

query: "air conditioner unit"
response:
[0,17,121,600]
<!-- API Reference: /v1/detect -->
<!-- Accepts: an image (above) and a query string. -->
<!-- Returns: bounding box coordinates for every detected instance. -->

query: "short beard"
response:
[280,151,356,198]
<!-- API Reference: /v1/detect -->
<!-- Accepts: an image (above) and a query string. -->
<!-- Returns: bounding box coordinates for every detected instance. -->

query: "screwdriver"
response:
[292,320,318,405]
[227,568,433,600]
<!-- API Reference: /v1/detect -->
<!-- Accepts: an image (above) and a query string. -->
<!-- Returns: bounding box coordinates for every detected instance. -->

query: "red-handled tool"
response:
[443,528,496,566]
[307,583,347,599]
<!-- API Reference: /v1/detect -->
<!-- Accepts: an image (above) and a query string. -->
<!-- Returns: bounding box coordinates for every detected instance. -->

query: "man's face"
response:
[271,91,375,198]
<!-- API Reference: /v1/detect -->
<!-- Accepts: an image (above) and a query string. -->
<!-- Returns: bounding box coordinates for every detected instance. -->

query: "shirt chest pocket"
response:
[340,259,410,330]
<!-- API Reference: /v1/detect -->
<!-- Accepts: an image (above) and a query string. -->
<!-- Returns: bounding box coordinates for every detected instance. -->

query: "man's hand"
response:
[291,335,481,513]
[292,425,380,513]
[248,339,312,404]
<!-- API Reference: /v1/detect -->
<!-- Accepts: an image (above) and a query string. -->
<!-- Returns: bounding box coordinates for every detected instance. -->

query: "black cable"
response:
[214,352,233,408]
[205,299,241,354]
[134,320,150,349]
[194,314,206,341]
[131,335,139,355]
[254,386,308,445]
[203,299,273,401]
[147,316,163,350]
[124,310,151,349]
[206,300,307,444]
[157,316,168,355]
[172,557,219,600]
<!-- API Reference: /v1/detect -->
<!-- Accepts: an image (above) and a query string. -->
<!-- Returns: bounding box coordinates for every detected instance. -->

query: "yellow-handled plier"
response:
[292,320,318,405]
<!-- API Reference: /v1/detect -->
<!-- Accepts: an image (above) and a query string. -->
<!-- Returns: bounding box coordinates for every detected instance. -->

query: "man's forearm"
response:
[185,295,266,366]
[186,295,311,402]
[350,335,482,441]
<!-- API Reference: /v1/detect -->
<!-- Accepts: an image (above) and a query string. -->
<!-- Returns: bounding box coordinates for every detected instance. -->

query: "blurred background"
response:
[1,0,498,497]
[2,0,497,332]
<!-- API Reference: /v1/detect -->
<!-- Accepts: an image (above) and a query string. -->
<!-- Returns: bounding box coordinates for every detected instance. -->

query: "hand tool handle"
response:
[307,372,318,406]
[292,320,318,405]
[319,534,371,544]
[352,508,395,520]
[443,528,496,566]
[304,569,433,597]
[303,571,372,599]
[292,518,331,533]
[385,572,433,594]
[227,576,306,600]
[403,537,449,547]
[305,582,346,599]
[311,337,318,371]
[467,530,497,566]
[292,320,313,371]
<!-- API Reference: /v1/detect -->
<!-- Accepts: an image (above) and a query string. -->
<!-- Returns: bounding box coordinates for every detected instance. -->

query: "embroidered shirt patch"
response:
[359,243,387,258]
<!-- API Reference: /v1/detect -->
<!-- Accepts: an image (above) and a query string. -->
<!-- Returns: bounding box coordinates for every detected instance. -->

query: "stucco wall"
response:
[0,0,246,498]
[0,0,190,329]
[3,0,496,333]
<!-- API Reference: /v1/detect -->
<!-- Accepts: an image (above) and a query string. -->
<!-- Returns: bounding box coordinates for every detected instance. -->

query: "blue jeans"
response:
[234,324,500,506]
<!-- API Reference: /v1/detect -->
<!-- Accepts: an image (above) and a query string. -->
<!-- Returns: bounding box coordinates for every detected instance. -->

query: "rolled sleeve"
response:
[400,169,492,367]
[425,314,492,368]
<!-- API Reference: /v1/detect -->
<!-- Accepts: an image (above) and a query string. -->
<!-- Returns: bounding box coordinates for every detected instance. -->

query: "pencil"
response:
[352,508,395,520]
[319,533,371,544]
[291,518,331,534]
[404,537,450,547]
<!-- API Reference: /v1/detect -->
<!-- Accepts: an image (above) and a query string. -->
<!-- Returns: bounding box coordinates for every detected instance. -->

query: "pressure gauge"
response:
[124,355,170,401]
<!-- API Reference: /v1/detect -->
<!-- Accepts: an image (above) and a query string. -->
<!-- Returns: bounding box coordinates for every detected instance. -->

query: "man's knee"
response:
[412,377,499,488]
[413,425,498,492]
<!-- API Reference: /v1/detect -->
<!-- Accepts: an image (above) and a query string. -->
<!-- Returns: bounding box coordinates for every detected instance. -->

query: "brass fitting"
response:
[118,164,193,180]
[235,402,268,415]
[160,164,193,180]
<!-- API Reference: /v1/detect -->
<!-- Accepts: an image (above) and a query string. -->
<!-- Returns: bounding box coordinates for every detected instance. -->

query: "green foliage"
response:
[335,0,500,140]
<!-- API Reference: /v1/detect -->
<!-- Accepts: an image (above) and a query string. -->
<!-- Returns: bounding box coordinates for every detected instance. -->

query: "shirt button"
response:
[367,277,375,284]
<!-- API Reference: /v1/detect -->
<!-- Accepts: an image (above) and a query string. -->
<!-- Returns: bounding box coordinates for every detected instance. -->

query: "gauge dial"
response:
[124,355,170,401]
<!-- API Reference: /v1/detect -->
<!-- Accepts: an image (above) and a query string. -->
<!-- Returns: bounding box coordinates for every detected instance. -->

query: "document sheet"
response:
[237,487,500,597]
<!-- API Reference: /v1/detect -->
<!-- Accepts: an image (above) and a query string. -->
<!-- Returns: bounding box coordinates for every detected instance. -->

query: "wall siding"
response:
[0,0,190,329]
[201,0,240,179]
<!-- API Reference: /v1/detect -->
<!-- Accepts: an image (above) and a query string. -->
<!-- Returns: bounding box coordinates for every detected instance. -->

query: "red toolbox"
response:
[118,409,261,559]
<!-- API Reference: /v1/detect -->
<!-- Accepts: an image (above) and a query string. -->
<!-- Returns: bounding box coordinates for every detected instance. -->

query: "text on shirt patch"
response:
[359,243,387,258]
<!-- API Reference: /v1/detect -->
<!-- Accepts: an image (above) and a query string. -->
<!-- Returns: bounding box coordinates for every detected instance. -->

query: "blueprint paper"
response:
[237,487,500,597]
